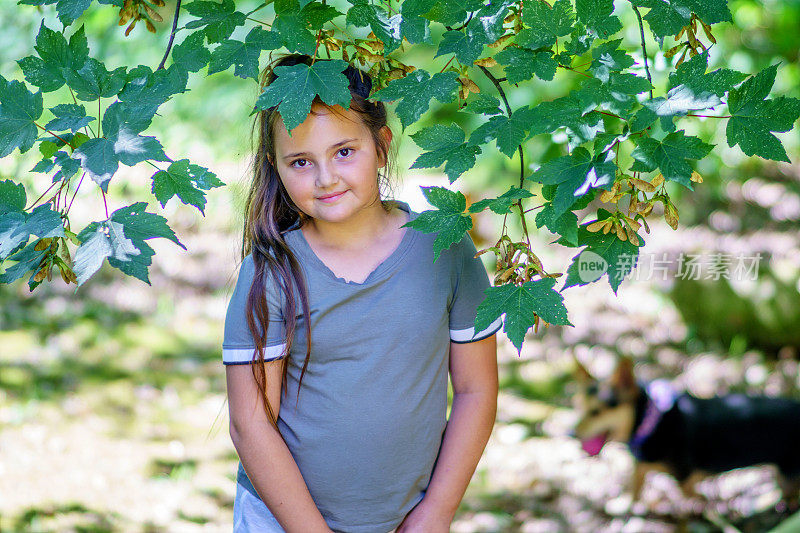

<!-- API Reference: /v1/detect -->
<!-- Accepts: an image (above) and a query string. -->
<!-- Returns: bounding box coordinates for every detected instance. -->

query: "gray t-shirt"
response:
[222,200,503,533]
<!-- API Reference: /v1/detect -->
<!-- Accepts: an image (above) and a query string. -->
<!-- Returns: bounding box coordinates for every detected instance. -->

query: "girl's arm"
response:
[399,334,499,531]
[226,360,332,533]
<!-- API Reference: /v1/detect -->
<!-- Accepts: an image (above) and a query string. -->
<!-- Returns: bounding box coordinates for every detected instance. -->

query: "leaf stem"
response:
[101,187,109,220]
[157,0,182,71]
[65,171,86,217]
[25,180,60,211]
[34,122,73,148]
[687,114,731,118]
[631,3,653,100]
[478,65,531,249]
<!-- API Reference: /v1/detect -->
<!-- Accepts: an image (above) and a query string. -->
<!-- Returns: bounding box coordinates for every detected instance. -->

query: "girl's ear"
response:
[377,126,393,167]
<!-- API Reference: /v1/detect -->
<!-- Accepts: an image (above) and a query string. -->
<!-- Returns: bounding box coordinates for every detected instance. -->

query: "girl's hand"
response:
[394,499,452,533]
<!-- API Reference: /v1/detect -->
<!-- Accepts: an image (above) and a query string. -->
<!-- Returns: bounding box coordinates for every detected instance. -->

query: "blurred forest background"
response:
[1,0,799,531]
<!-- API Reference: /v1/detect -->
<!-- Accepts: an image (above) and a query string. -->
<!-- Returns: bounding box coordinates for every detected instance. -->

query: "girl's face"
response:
[272,103,391,227]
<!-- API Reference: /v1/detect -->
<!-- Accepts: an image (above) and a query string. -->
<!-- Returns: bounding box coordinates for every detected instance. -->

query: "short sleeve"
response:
[222,254,288,365]
[449,233,504,343]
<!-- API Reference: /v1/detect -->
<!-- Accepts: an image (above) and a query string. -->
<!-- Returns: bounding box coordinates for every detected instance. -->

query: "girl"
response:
[222,53,504,533]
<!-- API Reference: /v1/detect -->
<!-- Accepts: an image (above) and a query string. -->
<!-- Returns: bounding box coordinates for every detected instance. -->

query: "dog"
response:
[572,356,800,510]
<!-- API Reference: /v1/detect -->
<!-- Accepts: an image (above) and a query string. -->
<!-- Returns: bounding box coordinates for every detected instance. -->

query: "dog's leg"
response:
[777,472,800,513]
[677,470,710,518]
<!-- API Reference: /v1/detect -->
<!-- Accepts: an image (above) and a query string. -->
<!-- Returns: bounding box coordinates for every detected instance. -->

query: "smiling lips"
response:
[317,190,347,202]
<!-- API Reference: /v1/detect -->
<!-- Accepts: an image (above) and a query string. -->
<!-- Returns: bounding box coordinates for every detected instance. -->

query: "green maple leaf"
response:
[73,202,185,285]
[630,83,720,132]
[117,65,188,126]
[495,47,557,84]
[171,31,212,74]
[17,0,92,27]
[667,51,746,97]
[17,22,88,93]
[725,64,800,163]
[0,240,48,286]
[575,0,622,38]
[526,96,606,149]
[463,93,502,115]
[45,103,94,132]
[423,0,485,26]
[62,57,128,101]
[252,60,352,132]
[410,125,481,183]
[630,130,713,189]
[528,147,615,219]
[573,73,652,117]
[467,107,539,158]
[346,0,402,53]
[560,208,645,293]
[0,203,65,260]
[632,0,731,39]
[436,30,485,65]
[302,3,343,29]
[536,204,580,246]
[588,39,634,82]
[399,0,432,44]
[403,186,471,261]
[184,0,247,43]
[474,278,572,354]
[273,0,318,55]
[468,186,533,215]
[0,75,43,157]
[518,0,574,49]
[0,179,27,214]
[372,70,459,129]
[151,159,225,215]
[208,27,282,81]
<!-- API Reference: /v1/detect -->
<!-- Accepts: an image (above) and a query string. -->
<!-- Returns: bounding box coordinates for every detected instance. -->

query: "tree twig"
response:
[631,3,653,99]
[157,0,183,71]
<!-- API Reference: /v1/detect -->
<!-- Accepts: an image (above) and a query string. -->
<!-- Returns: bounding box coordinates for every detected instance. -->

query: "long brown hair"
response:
[240,53,397,431]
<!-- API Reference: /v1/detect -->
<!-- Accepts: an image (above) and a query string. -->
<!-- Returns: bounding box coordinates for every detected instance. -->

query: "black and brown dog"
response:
[572,356,800,510]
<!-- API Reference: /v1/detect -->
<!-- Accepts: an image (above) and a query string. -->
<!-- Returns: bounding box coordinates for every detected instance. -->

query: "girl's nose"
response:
[315,161,339,187]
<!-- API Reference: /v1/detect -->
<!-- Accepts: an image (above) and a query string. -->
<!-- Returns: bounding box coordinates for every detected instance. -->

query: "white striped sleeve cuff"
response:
[222,344,288,365]
[449,315,504,343]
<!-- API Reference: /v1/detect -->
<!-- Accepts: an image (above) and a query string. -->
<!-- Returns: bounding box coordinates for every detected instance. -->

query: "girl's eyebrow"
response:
[283,138,358,160]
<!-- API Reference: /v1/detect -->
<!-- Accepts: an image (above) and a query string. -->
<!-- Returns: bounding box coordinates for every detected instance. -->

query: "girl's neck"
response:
[301,202,403,252]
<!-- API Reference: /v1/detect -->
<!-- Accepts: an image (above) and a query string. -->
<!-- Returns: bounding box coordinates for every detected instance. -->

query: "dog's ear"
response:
[573,356,593,384]
[610,356,636,393]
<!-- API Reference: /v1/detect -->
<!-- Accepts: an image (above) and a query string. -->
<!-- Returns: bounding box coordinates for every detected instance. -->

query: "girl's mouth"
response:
[318,190,347,202]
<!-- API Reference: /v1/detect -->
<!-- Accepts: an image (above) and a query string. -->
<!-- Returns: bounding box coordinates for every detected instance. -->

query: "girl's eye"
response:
[337,147,352,158]
[291,159,308,169]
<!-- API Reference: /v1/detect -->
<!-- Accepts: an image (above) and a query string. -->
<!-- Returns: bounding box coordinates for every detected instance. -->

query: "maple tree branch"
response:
[478,65,531,249]
[157,0,182,71]
[631,3,653,99]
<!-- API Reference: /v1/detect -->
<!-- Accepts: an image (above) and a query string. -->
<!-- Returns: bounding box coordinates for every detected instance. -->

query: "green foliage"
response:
[2,0,799,355]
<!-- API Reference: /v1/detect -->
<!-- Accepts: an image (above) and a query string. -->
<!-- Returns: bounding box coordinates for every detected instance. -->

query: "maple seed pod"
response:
[587,219,607,233]
[690,171,703,183]
[60,265,71,284]
[602,219,613,234]
[488,34,513,49]
[629,177,656,193]
[474,57,498,68]
[651,173,665,187]
[366,40,384,52]
[462,77,480,93]
[34,238,53,251]
[145,19,156,33]
[625,225,640,246]
[125,18,137,36]
[623,214,642,231]
[664,43,683,59]
[342,48,349,62]
[701,21,716,44]
[386,68,405,81]
[34,265,49,283]
[664,203,679,230]
[325,40,341,52]
[615,221,627,241]
[640,202,654,216]
[675,26,686,40]
[143,3,162,22]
